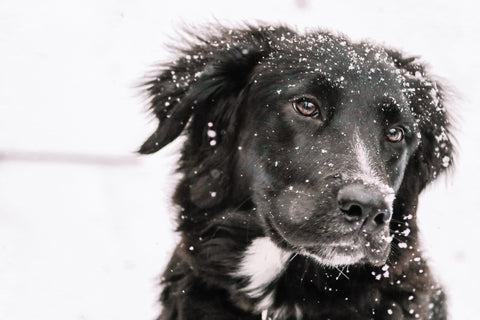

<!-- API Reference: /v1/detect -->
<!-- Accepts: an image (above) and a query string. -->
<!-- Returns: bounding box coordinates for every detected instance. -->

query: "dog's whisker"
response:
[289,252,299,262]
[299,258,310,285]
[335,266,350,280]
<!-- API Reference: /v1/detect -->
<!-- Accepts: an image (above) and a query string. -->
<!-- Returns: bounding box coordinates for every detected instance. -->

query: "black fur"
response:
[140,25,454,320]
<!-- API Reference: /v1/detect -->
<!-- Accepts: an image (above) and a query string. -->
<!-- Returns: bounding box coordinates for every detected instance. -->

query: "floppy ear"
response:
[388,51,455,190]
[139,26,281,208]
[139,28,273,154]
[386,52,455,267]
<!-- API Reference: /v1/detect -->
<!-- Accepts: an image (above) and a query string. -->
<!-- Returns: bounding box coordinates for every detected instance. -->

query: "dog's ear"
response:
[139,28,272,154]
[387,50,455,190]
[139,27,282,208]
[387,52,455,265]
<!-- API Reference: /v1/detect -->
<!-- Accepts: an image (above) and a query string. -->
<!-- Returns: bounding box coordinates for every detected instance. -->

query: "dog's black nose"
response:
[337,184,392,232]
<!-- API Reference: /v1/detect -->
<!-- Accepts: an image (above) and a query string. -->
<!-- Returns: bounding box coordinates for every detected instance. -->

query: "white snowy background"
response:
[1,0,478,319]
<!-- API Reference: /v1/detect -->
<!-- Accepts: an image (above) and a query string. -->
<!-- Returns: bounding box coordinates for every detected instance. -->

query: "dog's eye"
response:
[292,98,320,117]
[386,127,405,143]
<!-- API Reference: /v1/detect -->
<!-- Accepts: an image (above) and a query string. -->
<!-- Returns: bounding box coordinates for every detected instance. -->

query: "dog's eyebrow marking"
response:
[235,237,290,299]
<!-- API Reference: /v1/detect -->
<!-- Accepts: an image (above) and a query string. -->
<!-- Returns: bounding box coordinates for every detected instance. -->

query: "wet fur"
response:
[140,25,453,320]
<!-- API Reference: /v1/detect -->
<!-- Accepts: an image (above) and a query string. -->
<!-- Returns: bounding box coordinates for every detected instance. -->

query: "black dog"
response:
[140,25,454,320]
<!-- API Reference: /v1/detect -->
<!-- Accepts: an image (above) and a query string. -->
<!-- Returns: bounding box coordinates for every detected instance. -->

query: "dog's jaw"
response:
[262,207,393,267]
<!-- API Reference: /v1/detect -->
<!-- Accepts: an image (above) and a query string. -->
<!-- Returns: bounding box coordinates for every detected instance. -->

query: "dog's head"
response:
[140,26,454,267]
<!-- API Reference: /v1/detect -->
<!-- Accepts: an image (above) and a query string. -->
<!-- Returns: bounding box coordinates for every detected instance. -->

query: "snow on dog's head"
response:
[140,25,454,267]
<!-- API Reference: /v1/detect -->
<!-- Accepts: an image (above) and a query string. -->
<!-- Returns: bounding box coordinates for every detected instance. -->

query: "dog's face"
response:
[140,27,453,268]
[236,45,422,266]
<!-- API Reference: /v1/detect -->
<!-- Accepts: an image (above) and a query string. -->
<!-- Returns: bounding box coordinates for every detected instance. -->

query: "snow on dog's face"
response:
[140,26,453,267]
[235,40,423,266]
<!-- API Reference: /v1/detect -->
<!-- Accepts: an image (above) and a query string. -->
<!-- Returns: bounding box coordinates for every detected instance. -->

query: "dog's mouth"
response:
[264,214,392,267]
[301,237,392,267]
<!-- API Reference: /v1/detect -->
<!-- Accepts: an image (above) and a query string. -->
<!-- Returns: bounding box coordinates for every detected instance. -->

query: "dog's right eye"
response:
[386,126,405,143]
[292,97,321,118]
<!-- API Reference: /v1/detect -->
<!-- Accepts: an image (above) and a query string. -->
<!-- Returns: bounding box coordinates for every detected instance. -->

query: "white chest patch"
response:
[235,237,290,300]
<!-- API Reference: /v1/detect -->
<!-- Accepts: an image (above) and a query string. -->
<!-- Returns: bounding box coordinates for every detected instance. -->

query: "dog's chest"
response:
[234,237,303,319]
[234,237,290,298]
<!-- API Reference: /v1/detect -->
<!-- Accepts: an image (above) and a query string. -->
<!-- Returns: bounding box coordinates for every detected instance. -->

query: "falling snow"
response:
[0,1,477,320]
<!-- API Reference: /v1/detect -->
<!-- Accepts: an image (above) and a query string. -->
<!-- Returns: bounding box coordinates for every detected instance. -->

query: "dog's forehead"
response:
[271,32,392,67]
[264,32,406,91]
[258,33,414,114]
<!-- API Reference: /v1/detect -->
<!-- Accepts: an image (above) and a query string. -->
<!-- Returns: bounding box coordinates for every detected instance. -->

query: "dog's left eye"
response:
[292,98,320,117]
[386,127,405,143]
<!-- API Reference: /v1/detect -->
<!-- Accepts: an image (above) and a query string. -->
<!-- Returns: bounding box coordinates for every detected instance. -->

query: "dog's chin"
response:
[270,229,392,267]
[301,245,365,266]
[301,243,391,267]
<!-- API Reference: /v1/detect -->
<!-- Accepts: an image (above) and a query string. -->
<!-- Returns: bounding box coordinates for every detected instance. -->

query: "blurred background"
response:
[1,0,478,319]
